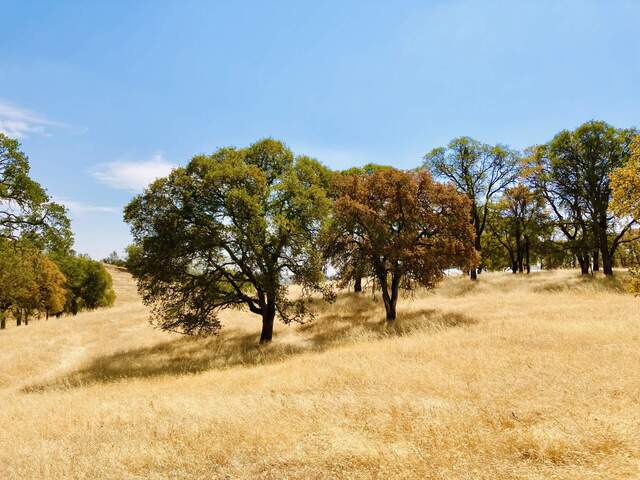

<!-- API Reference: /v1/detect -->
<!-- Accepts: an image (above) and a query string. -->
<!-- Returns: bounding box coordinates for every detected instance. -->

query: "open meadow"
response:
[0,266,638,479]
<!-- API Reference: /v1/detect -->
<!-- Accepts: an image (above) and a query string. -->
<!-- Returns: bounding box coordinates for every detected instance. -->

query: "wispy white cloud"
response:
[56,198,120,214]
[90,153,176,192]
[0,99,68,138]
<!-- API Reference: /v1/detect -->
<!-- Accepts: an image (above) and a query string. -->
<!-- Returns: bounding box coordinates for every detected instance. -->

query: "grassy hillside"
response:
[0,266,638,479]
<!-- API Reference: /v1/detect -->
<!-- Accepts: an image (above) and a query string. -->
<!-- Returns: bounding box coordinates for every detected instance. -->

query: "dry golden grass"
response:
[0,266,639,479]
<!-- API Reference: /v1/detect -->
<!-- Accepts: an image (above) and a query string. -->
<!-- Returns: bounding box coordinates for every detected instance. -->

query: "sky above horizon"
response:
[1,0,639,259]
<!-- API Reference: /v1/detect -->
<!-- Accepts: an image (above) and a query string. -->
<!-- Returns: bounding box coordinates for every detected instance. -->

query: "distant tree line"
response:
[0,133,115,329]
[425,121,639,278]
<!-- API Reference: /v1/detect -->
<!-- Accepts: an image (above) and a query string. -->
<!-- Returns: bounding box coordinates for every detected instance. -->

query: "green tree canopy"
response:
[0,239,67,328]
[528,121,637,275]
[424,137,520,279]
[0,133,72,252]
[124,139,334,343]
[51,253,116,315]
[485,185,550,274]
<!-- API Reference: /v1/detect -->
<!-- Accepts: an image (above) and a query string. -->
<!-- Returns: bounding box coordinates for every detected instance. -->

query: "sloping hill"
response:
[0,267,638,479]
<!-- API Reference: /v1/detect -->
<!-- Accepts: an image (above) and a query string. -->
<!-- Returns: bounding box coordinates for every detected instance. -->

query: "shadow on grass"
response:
[436,276,480,298]
[23,293,476,393]
[532,271,629,294]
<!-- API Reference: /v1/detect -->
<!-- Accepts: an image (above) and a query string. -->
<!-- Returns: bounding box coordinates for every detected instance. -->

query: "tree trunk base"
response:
[259,311,275,344]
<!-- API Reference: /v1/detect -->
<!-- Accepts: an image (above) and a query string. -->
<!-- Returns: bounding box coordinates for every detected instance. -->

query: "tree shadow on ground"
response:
[436,276,480,298]
[23,293,476,393]
[531,271,629,294]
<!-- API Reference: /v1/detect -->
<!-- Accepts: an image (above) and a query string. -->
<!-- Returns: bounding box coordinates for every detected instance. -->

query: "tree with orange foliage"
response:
[611,136,640,292]
[326,168,478,321]
[35,255,67,318]
[611,136,640,223]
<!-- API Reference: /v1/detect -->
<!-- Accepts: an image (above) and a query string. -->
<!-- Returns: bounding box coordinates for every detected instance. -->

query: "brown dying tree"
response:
[326,168,478,321]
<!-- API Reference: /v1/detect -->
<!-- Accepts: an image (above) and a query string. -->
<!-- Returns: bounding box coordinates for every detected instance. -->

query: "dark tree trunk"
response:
[602,252,614,276]
[0,317,5,329]
[506,250,516,273]
[354,276,362,293]
[595,214,614,276]
[592,250,599,272]
[470,237,481,281]
[382,290,398,321]
[577,254,590,275]
[380,272,400,321]
[259,301,276,344]
[16,315,21,326]
[24,313,28,326]
[525,237,531,274]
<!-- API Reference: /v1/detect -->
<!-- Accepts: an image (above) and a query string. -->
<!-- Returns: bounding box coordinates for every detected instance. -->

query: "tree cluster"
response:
[525,121,638,275]
[125,139,478,342]
[125,122,640,345]
[424,121,640,278]
[0,134,116,329]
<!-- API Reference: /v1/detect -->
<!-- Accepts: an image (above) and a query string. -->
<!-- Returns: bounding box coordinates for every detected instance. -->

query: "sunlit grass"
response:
[0,266,638,479]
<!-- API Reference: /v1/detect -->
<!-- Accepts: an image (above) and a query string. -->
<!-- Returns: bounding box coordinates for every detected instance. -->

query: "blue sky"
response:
[1,0,638,259]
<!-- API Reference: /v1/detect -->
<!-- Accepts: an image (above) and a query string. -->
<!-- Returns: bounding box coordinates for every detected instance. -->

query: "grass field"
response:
[0,266,638,479]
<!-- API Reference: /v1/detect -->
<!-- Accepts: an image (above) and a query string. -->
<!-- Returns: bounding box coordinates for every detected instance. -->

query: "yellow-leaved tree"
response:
[611,136,640,293]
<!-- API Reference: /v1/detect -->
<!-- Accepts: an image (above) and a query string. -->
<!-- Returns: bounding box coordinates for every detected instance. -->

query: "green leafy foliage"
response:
[0,133,72,252]
[424,137,520,278]
[51,254,116,315]
[484,185,551,273]
[0,239,67,327]
[102,250,127,267]
[124,139,334,343]
[527,121,638,275]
